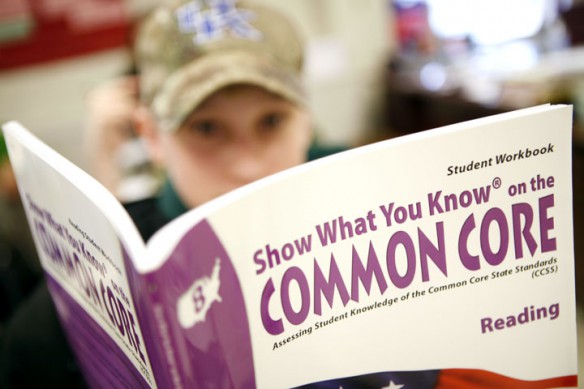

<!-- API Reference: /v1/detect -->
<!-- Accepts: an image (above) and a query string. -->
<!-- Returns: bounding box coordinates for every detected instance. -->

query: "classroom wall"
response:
[0,49,132,171]
[0,0,394,170]
[261,0,393,145]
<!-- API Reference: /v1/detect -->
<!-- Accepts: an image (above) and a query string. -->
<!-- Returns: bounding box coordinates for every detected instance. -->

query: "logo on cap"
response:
[176,0,262,44]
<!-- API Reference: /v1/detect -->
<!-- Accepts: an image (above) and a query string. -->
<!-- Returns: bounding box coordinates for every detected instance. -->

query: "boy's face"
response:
[149,85,312,208]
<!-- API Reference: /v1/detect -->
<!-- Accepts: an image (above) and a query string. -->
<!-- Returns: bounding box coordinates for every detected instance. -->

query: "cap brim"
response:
[152,51,306,132]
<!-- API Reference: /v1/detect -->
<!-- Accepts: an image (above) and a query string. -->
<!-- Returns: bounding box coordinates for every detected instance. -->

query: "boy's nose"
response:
[229,142,268,185]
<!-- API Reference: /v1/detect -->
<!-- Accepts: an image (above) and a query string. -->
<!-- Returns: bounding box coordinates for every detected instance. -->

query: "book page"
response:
[146,105,577,388]
[2,122,157,387]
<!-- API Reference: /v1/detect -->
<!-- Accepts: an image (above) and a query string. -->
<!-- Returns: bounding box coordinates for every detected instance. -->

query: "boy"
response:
[127,0,315,238]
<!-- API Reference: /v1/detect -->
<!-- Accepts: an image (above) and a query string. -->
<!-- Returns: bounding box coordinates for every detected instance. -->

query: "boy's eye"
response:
[260,112,284,130]
[191,120,218,137]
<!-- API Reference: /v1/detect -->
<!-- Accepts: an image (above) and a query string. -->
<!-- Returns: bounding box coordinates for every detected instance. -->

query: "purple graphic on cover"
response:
[141,219,255,388]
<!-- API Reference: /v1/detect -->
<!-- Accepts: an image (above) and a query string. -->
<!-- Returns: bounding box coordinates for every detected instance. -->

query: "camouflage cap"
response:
[135,0,307,132]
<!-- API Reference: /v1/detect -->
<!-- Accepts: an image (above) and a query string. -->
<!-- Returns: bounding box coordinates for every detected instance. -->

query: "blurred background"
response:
[0,0,583,379]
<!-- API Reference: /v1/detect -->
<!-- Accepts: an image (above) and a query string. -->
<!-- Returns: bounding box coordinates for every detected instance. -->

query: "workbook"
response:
[2,104,577,388]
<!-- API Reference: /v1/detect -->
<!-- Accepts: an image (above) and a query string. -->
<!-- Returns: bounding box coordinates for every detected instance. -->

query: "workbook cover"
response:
[3,104,577,388]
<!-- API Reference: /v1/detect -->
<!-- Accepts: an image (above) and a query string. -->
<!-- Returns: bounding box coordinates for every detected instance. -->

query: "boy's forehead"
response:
[185,84,291,115]
[204,84,286,103]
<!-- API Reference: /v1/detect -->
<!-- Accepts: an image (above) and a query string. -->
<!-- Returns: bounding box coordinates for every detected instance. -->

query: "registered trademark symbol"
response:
[492,177,502,189]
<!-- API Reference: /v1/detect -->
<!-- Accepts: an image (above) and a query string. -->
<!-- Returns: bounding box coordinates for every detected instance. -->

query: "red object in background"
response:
[392,0,435,55]
[0,0,131,70]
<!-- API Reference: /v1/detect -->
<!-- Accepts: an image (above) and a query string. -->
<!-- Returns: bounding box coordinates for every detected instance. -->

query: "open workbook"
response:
[2,104,578,388]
